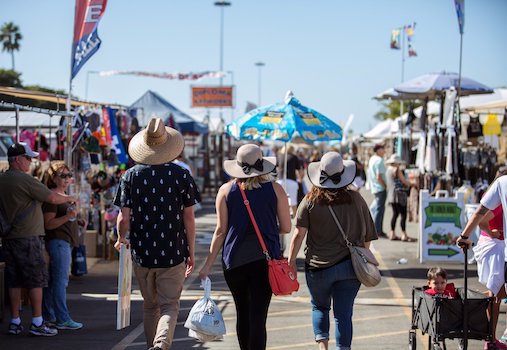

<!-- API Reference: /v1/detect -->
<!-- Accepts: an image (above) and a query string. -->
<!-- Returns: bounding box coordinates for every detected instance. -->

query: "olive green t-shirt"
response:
[296,191,377,269]
[0,169,52,239]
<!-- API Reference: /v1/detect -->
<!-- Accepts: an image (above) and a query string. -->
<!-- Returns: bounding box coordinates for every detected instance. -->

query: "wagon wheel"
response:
[408,331,416,350]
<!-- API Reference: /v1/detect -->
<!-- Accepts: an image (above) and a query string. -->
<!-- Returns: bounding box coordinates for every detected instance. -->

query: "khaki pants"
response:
[134,262,185,350]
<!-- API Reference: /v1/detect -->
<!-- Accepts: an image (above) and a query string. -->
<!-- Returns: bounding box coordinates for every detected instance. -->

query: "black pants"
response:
[224,259,272,350]
[391,203,407,231]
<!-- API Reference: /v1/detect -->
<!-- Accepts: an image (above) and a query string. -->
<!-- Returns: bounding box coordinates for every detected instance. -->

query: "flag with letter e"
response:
[71,0,107,79]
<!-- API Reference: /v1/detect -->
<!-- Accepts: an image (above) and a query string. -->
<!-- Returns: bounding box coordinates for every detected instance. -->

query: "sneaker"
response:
[8,323,23,335]
[44,319,57,328]
[501,331,507,344]
[29,323,58,336]
[56,320,83,330]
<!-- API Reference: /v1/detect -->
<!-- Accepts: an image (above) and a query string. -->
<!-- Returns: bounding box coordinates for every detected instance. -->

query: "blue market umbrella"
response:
[226,91,342,189]
[394,71,493,100]
[226,91,342,143]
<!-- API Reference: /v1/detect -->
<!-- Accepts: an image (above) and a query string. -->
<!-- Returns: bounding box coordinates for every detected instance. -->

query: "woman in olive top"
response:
[289,152,378,350]
[42,161,83,330]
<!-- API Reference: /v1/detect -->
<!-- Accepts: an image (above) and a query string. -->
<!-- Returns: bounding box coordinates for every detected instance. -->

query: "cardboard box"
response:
[84,230,98,257]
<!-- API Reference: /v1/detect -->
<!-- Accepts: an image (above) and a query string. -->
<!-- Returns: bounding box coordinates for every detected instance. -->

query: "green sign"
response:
[424,202,462,228]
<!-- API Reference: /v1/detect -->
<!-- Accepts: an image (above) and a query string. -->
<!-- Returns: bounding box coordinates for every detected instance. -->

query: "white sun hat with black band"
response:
[307,151,356,189]
[223,144,277,179]
[128,117,184,165]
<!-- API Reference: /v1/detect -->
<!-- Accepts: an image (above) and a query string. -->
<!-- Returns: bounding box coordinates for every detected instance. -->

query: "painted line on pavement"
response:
[111,322,144,350]
[373,242,429,349]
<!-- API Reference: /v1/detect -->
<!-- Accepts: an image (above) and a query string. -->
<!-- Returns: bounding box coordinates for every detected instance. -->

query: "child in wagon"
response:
[425,267,457,298]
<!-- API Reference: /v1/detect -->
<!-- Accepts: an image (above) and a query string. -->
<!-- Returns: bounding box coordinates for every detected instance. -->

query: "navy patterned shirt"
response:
[113,163,201,268]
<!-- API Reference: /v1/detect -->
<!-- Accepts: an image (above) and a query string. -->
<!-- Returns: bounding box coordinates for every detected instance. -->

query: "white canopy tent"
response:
[0,111,59,129]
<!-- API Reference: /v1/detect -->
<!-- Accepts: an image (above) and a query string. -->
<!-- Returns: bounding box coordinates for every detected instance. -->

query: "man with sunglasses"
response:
[0,142,78,337]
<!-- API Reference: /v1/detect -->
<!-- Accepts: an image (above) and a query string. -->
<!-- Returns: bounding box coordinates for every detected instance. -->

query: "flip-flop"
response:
[401,237,417,242]
[390,236,401,241]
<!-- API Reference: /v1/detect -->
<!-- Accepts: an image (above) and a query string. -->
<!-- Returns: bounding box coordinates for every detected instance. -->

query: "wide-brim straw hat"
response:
[128,117,184,165]
[223,144,277,179]
[307,151,356,189]
[385,154,406,165]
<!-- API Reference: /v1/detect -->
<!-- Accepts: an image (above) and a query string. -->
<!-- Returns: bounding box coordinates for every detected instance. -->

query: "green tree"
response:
[0,68,22,87]
[1,22,22,70]
[374,100,421,120]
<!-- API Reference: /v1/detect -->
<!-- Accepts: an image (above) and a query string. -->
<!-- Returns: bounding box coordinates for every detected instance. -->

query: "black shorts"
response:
[3,236,48,289]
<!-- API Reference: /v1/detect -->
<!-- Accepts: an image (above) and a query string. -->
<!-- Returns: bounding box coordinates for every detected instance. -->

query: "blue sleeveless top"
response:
[222,181,281,270]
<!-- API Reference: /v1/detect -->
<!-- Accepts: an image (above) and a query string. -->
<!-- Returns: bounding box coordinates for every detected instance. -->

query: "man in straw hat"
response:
[114,118,201,350]
[366,143,388,238]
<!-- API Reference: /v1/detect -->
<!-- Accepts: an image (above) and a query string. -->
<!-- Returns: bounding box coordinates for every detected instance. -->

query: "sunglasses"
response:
[57,173,73,179]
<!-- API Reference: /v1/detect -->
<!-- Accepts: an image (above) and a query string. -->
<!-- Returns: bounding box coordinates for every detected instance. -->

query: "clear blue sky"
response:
[1,0,506,133]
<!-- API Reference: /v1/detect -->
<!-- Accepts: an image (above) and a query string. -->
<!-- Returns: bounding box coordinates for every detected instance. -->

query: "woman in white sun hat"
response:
[288,151,377,350]
[199,143,291,350]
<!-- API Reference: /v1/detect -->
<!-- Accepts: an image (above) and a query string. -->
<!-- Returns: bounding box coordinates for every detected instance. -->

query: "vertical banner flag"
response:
[102,107,128,164]
[405,23,417,57]
[390,28,401,49]
[454,0,465,34]
[71,0,107,79]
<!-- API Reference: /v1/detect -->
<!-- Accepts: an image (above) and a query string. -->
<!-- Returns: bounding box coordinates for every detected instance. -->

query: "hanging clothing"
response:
[483,114,501,136]
[467,116,483,138]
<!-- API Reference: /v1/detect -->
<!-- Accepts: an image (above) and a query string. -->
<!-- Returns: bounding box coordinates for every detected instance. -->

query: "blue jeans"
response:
[43,239,72,323]
[370,190,387,234]
[305,259,361,350]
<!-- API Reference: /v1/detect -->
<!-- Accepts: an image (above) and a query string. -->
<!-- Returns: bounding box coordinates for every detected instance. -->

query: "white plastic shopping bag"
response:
[184,277,226,342]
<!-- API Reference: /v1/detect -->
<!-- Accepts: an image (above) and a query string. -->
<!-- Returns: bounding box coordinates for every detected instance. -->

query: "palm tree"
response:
[1,22,22,70]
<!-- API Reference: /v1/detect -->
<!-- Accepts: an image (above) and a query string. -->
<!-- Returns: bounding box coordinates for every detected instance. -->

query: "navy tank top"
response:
[222,181,281,270]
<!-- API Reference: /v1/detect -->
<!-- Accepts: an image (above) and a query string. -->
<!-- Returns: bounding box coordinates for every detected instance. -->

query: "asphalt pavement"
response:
[0,191,500,350]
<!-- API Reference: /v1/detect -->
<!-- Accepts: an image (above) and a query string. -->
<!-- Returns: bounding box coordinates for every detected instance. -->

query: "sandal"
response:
[401,237,417,242]
[390,236,401,241]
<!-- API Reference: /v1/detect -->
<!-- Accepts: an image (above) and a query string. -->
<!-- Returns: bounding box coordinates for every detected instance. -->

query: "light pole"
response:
[214,1,231,191]
[255,62,265,106]
[214,1,231,90]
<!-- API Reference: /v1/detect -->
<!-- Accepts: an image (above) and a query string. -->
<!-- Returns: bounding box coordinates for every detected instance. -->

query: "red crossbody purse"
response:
[238,183,299,296]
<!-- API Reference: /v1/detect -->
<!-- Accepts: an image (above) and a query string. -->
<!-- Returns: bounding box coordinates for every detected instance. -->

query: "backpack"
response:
[0,201,36,238]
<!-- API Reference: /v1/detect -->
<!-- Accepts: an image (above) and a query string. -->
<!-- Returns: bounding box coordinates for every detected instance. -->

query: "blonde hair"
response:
[45,161,70,189]
[238,174,275,190]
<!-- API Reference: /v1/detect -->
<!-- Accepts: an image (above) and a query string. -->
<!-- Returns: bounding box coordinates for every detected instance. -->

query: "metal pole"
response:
[15,106,19,142]
[400,26,406,117]
[255,62,265,107]
[214,1,230,186]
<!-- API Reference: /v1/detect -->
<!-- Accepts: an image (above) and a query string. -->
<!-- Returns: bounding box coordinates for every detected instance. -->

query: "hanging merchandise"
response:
[445,127,458,176]
[424,127,438,173]
[483,114,501,136]
[416,131,426,173]
[102,107,128,164]
[456,180,475,204]
[467,116,483,138]
[443,88,457,127]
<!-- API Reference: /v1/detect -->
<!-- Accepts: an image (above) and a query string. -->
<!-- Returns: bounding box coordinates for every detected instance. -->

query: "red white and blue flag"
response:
[71,0,107,79]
